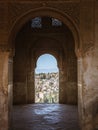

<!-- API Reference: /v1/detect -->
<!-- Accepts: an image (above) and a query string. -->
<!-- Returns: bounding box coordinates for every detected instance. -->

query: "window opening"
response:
[31,17,62,28]
[35,54,59,103]
[31,17,42,28]
[52,18,62,26]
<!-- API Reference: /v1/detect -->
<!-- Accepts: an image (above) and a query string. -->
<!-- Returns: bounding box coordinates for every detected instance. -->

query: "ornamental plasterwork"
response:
[8,2,80,31]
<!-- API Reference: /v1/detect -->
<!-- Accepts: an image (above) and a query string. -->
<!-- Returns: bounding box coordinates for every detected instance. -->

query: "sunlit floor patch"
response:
[12,104,80,130]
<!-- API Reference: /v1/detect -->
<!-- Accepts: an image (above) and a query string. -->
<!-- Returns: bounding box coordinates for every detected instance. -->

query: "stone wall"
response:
[0,1,98,130]
[78,0,98,130]
[94,1,98,129]
[0,51,10,130]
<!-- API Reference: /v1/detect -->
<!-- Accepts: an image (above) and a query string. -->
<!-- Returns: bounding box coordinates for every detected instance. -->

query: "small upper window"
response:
[31,17,42,28]
[52,18,62,27]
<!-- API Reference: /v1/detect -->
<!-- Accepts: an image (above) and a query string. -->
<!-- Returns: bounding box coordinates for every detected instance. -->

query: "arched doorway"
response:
[13,16,78,105]
[8,8,81,130]
[35,54,59,103]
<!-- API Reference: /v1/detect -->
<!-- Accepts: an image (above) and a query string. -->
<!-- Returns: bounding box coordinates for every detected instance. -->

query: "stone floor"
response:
[12,104,80,130]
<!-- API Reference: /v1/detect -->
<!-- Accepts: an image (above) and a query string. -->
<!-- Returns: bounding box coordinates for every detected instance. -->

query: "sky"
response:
[35,54,58,73]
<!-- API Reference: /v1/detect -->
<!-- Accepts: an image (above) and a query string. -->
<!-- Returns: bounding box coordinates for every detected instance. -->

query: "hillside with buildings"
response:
[35,72,59,103]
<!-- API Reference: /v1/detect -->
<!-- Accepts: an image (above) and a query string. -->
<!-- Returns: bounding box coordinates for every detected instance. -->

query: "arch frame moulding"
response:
[7,6,84,130]
[8,7,80,54]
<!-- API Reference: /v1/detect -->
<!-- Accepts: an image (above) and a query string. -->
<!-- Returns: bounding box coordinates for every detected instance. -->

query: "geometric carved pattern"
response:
[0,44,11,52]
[31,17,62,28]
[0,3,8,32]
[50,3,80,24]
[83,41,94,54]
[52,18,62,26]
[31,17,42,28]
[8,2,80,31]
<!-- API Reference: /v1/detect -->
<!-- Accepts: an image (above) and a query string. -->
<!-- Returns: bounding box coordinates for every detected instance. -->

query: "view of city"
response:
[35,72,59,103]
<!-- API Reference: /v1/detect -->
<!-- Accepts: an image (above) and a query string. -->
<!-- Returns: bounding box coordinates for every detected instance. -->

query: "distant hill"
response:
[35,72,59,103]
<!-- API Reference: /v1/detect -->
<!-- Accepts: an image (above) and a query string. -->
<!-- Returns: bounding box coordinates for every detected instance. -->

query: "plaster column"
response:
[93,2,98,129]
[77,49,94,130]
[77,54,84,129]
[0,47,11,130]
[8,55,13,130]
[80,0,95,129]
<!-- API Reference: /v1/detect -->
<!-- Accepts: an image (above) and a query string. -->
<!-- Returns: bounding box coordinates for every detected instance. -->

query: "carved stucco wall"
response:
[0,0,80,44]
[78,1,97,130]
[0,1,98,130]
[0,50,10,130]
[93,1,98,129]
[8,2,80,28]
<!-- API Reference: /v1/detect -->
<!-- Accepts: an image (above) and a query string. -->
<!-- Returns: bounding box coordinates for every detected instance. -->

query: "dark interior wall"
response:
[13,23,29,104]
[59,30,77,104]
[66,32,77,104]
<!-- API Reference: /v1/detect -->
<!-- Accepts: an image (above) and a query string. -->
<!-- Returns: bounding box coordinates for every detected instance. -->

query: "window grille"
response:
[52,18,62,26]
[31,17,42,28]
